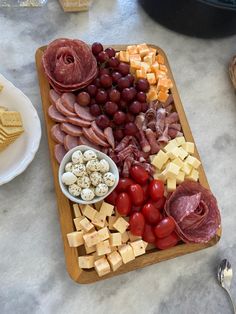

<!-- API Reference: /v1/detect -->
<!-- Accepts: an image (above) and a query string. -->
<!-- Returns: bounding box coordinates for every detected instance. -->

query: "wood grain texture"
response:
[35,44,221,284]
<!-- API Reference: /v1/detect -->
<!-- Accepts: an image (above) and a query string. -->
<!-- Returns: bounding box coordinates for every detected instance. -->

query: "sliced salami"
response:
[49,89,61,106]
[54,144,67,164]
[48,105,67,123]
[64,135,79,151]
[78,135,100,150]
[67,116,91,128]
[56,98,76,117]
[61,93,76,113]
[74,103,95,121]
[61,122,82,137]
[50,124,66,144]
[82,127,109,147]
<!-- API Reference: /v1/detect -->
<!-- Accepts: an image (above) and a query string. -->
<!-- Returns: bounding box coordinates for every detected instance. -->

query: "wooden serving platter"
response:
[35,44,221,284]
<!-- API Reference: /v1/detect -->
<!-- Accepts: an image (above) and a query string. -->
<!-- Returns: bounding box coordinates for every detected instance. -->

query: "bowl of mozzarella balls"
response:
[58,145,119,204]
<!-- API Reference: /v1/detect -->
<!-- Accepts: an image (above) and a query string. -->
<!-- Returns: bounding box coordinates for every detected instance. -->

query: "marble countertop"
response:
[1,0,236,313]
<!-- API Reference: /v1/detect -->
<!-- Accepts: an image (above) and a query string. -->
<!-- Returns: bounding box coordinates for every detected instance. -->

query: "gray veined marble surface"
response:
[0,0,236,313]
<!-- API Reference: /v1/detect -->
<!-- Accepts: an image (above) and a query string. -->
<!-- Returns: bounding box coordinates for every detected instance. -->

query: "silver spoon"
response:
[217,259,236,314]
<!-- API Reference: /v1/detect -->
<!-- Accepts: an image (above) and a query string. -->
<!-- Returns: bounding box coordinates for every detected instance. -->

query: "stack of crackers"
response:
[0,107,24,152]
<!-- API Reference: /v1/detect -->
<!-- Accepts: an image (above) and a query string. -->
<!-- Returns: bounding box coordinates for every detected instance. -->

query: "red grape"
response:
[98,51,109,63]
[109,89,121,103]
[105,47,116,58]
[112,72,122,84]
[136,91,147,102]
[90,98,96,105]
[99,68,110,76]
[129,101,142,114]
[104,101,118,116]
[141,102,149,112]
[86,84,97,97]
[96,115,110,129]
[135,78,150,92]
[108,57,120,68]
[93,78,101,88]
[125,112,135,122]
[77,92,90,107]
[113,111,126,125]
[92,42,103,55]
[119,99,128,110]
[124,122,138,135]
[90,104,102,116]
[126,74,135,85]
[95,89,108,104]
[129,87,137,99]
[117,77,131,90]
[118,62,130,76]
[113,128,124,141]
[100,74,112,88]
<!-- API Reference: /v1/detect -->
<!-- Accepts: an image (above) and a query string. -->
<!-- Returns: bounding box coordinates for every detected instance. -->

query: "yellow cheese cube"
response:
[136,68,146,79]
[96,240,111,256]
[130,60,141,70]
[121,231,129,243]
[73,216,84,231]
[137,43,149,57]
[185,155,201,169]
[151,61,159,72]
[146,87,158,101]
[108,216,117,230]
[153,170,167,183]
[160,64,168,73]
[130,240,146,257]
[92,212,106,228]
[146,72,157,85]
[83,205,97,221]
[178,147,188,160]
[78,255,94,269]
[137,43,149,51]
[156,54,165,64]
[118,244,135,264]
[92,250,104,261]
[167,146,180,160]
[127,45,138,55]
[164,140,177,153]
[140,62,150,73]
[98,227,110,242]
[94,257,111,277]
[176,171,185,184]
[94,200,103,211]
[128,231,142,242]
[100,202,114,217]
[129,54,141,61]
[107,251,123,271]
[172,157,184,169]
[67,231,84,247]
[155,69,166,80]
[182,142,194,154]
[83,230,100,248]
[151,150,169,170]
[73,204,82,218]
[186,168,199,182]
[113,217,129,233]
[79,204,86,214]
[167,178,176,192]
[119,50,129,62]
[79,217,94,232]
[165,162,180,178]
[143,54,153,65]
[157,90,169,103]
[175,136,186,146]
[110,233,122,246]
[149,47,157,55]
[84,243,96,254]
[182,161,192,175]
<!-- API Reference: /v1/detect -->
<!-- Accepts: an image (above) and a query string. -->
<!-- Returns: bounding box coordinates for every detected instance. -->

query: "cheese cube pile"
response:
[151,137,201,192]
[117,43,173,103]
[66,202,147,277]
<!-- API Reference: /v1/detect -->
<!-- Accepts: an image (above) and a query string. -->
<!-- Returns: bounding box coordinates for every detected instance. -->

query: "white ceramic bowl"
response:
[58,145,119,204]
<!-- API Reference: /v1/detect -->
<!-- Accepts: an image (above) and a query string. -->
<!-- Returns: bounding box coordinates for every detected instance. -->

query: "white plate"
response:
[0,73,41,185]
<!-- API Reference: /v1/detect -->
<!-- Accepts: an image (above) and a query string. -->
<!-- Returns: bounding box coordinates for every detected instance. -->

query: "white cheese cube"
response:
[96,240,111,256]
[94,257,111,277]
[100,201,114,217]
[182,161,192,175]
[67,231,84,247]
[85,243,96,254]
[92,212,106,228]
[165,162,180,179]
[113,217,129,233]
[186,168,199,182]
[118,244,135,264]
[185,155,201,169]
[94,200,103,211]
[151,150,169,170]
[73,204,82,218]
[172,157,184,169]
[175,136,186,146]
[73,216,84,231]
[153,170,167,183]
[78,255,94,269]
[110,233,122,246]
[79,217,94,232]
[176,171,185,184]
[130,240,146,257]
[79,204,86,214]
[167,178,176,192]
[182,142,194,154]
[178,147,188,160]
[121,231,129,243]
[128,231,142,242]
[83,230,100,247]
[92,250,104,261]
[107,251,123,271]
[167,146,180,160]
[164,140,177,153]
[83,205,97,221]
[98,227,110,242]
[108,216,117,230]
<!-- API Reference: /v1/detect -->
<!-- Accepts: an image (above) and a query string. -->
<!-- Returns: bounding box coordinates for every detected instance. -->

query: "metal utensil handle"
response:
[225,287,236,314]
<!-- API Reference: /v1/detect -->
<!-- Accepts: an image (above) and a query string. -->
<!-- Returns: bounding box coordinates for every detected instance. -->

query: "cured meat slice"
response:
[42,38,98,93]
[56,99,76,117]
[64,134,79,151]
[51,124,66,144]
[49,89,61,106]
[78,135,100,150]
[61,123,82,137]
[91,121,106,141]
[74,103,95,121]
[67,116,91,128]
[82,127,109,147]
[48,105,67,123]
[61,93,76,113]
[104,127,115,149]
[165,112,179,125]
[155,108,166,136]
[145,128,160,154]
[54,144,67,164]
[164,181,221,243]
[158,125,169,143]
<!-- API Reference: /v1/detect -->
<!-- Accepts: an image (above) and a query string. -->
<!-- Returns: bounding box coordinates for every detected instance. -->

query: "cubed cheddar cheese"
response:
[151,150,169,170]
[127,45,138,55]
[83,230,100,248]
[155,69,166,80]
[121,231,129,243]
[84,243,96,254]
[167,146,180,160]
[83,205,97,221]
[178,147,188,160]
[136,68,146,79]
[159,64,168,73]
[73,216,84,231]
[107,251,123,271]
[146,87,158,101]
[140,62,150,73]
[79,204,86,214]
[130,60,141,70]
[186,168,199,182]
[78,255,94,269]
[92,212,106,228]
[167,178,176,192]
[128,231,141,242]
[119,51,129,62]
[67,231,84,247]
[79,217,94,232]
[182,142,194,154]
[96,240,111,256]
[113,217,129,233]
[164,140,177,153]
[182,161,192,175]
[98,227,110,242]
[149,47,157,55]
[130,240,146,257]
[110,232,122,246]
[100,201,114,216]
[165,162,180,178]
[94,201,103,211]
[73,204,82,218]
[185,155,201,169]
[176,170,185,184]
[92,250,104,261]
[157,90,169,103]
[108,216,117,230]
[146,73,156,85]
[138,48,149,58]
[175,136,186,146]
[143,54,153,65]
[156,54,165,64]
[129,54,141,61]
[94,257,111,277]
[151,61,159,72]
[172,157,184,169]
[118,244,135,264]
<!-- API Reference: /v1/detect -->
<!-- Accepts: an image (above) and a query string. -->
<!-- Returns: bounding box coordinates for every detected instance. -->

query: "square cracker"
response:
[0,111,23,127]
[0,125,24,136]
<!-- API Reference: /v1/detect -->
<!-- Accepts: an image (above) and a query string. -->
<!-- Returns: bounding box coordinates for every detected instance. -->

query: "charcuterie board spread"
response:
[35,40,221,283]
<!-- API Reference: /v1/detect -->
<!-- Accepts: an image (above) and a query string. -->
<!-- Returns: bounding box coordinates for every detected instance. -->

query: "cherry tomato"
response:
[142,203,161,225]
[105,190,118,205]
[142,183,150,202]
[128,184,144,206]
[148,180,164,201]
[116,192,131,216]
[130,165,149,185]
[116,178,134,192]
[142,224,156,243]
[154,217,176,238]
[155,232,179,250]
[149,196,166,211]
[129,212,145,236]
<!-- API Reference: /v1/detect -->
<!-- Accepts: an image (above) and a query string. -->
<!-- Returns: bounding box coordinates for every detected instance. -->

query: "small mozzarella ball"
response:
[72,164,86,177]
[68,184,81,197]
[103,172,115,187]
[86,159,101,172]
[65,162,73,172]
[71,150,84,164]
[99,159,110,173]
[80,176,91,189]
[81,188,95,201]
[61,172,77,185]
[90,171,103,186]
[83,150,97,161]
[95,183,109,197]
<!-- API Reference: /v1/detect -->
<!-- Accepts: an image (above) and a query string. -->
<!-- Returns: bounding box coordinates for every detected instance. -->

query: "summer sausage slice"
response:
[82,127,109,147]
[91,121,106,141]
[61,123,82,137]
[56,98,76,117]
[54,144,66,164]
[61,93,76,113]
[48,105,67,123]
[67,116,91,128]
[49,89,61,106]
[78,135,100,150]
[74,103,95,121]
[51,124,66,144]
[64,134,79,151]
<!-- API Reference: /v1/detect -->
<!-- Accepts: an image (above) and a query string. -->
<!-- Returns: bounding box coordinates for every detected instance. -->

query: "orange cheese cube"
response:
[140,62,150,73]
[146,73,156,85]
[157,78,173,92]
[129,54,141,61]
[149,47,157,55]
[160,64,168,73]
[127,45,138,55]
[137,43,149,57]
[143,54,155,65]
[157,90,169,103]
[130,60,141,70]
[136,69,146,79]
[147,87,158,102]
[156,54,165,64]
[151,61,159,72]
[155,69,166,80]
[119,51,129,63]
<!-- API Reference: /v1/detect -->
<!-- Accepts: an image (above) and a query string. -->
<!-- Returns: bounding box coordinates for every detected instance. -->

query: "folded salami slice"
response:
[42,38,98,93]
[164,181,221,243]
